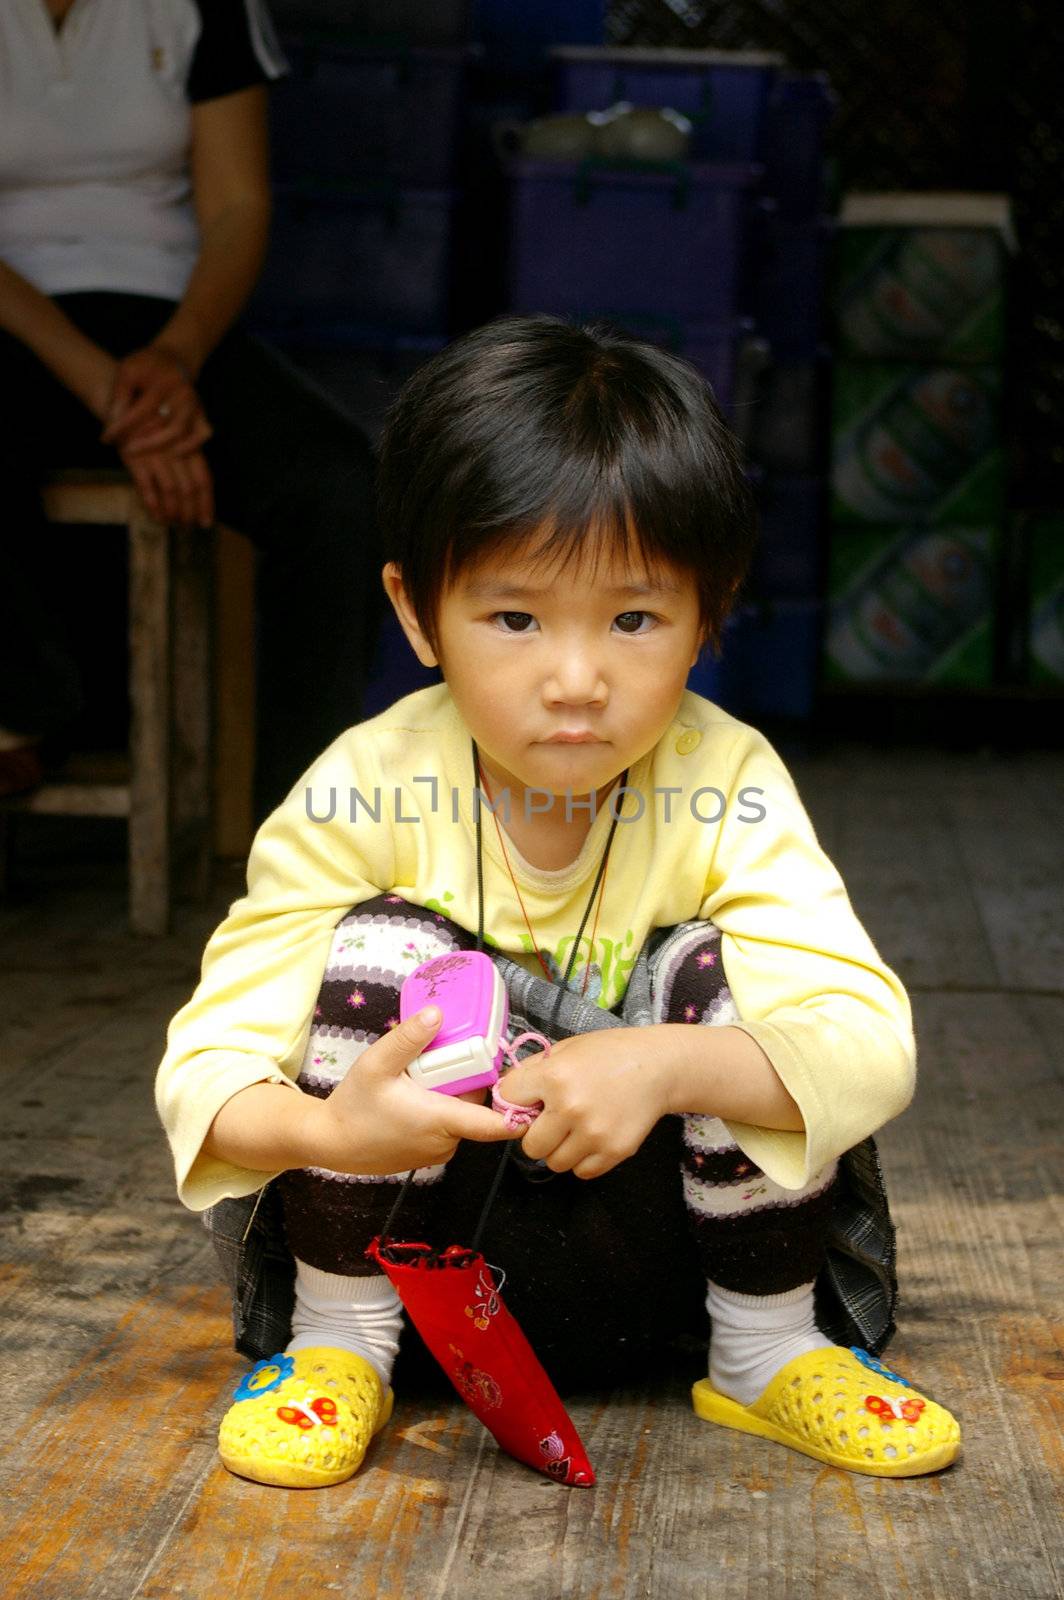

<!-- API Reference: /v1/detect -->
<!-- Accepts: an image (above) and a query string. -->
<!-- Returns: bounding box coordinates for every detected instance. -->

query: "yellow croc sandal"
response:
[218,1347,395,1488]
[692,1344,961,1477]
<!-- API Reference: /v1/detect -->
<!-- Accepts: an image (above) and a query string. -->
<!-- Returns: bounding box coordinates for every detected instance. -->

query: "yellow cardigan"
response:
[156,683,916,1210]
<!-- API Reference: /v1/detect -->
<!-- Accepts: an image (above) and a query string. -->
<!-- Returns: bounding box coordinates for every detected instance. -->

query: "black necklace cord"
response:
[468,741,627,1243]
[473,734,486,954]
[379,737,493,1249]
[381,741,628,1253]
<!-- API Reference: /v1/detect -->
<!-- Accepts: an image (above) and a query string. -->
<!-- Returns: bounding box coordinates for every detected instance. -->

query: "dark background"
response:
[55,0,1064,759]
[606,0,1064,509]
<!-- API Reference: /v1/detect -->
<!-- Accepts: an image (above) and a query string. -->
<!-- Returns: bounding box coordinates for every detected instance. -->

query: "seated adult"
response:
[0,0,385,821]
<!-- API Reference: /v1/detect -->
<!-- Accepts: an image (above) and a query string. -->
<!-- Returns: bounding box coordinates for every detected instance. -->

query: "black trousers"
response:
[0,292,385,821]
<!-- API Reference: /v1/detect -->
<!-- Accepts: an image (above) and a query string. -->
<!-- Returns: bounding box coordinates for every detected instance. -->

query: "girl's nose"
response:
[544,648,608,706]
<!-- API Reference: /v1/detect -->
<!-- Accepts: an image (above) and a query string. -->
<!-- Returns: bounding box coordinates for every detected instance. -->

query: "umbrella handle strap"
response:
[379,1031,551,1252]
[379,1139,515,1259]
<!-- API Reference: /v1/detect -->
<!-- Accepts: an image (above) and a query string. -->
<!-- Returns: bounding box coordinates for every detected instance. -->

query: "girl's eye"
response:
[614,611,655,634]
[493,612,537,633]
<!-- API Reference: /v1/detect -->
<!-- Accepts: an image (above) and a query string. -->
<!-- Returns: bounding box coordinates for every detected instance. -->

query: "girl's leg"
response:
[273,893,481,1386]
[216,894,483,1487]
[648,920,962,1475]
[647,920,840,1403]
[275,895,711,1399]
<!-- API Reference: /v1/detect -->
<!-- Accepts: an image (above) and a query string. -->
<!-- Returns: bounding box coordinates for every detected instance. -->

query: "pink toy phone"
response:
[400,952,549,1125]
[400,951,510,1096]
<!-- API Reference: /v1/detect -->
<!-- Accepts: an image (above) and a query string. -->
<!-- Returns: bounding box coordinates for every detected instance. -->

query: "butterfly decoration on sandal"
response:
[864,1393,926,1424]
[277,1395,339,1431]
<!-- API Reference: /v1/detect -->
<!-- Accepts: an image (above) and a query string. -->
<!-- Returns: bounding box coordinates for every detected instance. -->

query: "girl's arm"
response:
[103,85,272,455]
[657,1023,806,1130]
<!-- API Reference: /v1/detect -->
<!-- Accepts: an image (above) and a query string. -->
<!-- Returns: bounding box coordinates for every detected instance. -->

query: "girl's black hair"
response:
[376,313,758,661]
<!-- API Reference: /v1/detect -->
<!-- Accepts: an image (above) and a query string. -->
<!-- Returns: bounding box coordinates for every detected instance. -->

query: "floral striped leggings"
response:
[274,894,839,1389]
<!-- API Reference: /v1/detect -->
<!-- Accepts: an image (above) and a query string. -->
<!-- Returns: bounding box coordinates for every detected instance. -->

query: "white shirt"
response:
[0,0,286,300]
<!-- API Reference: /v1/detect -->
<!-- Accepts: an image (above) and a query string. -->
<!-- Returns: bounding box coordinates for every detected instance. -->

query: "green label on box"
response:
[824,524,997,685]
[831,362,1004,525]
[834,226,1006,362]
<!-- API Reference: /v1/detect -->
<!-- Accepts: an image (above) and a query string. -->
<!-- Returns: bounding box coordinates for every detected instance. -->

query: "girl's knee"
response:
[651,919,738,1026]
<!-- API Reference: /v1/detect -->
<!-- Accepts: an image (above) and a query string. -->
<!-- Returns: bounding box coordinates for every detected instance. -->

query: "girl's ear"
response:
[381,562,439,668]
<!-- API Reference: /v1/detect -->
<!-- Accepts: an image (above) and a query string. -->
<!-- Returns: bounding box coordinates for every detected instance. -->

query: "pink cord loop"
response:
[492,1031,551,1130]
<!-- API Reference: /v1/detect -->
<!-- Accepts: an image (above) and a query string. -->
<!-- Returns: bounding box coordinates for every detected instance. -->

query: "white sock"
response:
[706,1279,830,1407]
[286,1258,404,1389]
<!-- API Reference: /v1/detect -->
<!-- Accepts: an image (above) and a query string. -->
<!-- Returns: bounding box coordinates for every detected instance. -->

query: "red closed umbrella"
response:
[365,1143,595,1486]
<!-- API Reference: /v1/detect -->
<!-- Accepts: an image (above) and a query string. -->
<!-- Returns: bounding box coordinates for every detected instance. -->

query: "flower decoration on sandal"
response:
[232,1352,295,1403]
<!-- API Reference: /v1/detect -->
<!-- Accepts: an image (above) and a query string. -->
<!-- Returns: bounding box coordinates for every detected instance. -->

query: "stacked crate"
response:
[822,195,1014,695]
[730,67,838,725]
[246,5,485,712]
[500,46,838,720]
[247,8,481,417]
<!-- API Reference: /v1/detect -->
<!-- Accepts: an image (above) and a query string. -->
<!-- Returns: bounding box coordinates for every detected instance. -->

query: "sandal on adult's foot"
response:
[691,1345,961,1477]
[218,1346,394,1488]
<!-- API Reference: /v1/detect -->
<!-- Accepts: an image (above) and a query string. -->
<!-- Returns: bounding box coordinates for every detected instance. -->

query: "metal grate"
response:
[606,0,1064,504]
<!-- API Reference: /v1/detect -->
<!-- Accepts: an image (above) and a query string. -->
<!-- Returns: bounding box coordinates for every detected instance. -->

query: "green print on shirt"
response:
[512,926,637,1009]
[422,890,636,1007]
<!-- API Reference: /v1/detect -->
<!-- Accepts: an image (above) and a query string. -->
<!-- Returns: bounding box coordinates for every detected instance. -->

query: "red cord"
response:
[477,760,609,995]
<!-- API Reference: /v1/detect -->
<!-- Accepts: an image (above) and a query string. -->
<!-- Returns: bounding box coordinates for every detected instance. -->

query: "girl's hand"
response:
[101,343,213,457]
[118,440,214,528]
[499,1027,676,1180]
[312,1007,524,1176]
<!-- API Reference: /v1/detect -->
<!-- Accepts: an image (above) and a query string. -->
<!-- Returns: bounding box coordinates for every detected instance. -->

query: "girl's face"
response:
[383,535,706,809]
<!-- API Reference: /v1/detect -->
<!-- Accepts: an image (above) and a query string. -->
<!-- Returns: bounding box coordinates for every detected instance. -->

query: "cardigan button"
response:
[675,729,701,755]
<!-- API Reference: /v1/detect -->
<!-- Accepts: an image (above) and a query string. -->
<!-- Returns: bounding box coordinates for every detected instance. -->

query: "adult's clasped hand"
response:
[101,342,212,458]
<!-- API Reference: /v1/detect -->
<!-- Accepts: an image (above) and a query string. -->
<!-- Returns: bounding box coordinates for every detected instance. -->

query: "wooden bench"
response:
[0,469,256,934]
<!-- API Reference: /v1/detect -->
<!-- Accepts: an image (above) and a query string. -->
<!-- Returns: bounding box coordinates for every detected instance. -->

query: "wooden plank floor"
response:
[1,746,1062,1600]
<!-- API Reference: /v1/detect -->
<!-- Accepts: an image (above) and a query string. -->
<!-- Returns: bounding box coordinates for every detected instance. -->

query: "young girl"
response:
[156,314,961,1489]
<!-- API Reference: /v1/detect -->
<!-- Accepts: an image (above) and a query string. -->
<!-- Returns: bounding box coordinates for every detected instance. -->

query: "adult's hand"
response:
[119,439,215,528]
[101,343,213,457]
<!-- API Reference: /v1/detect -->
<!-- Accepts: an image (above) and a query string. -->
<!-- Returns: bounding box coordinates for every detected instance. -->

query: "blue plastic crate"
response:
[477,0,605,73]
[507,156,762,324]
[750,475,828,600]
[364,609,442,718]
[250,183,457,335]
[271,39,480,187]
[258,334,449,444]
[751,214,835,359]
[749,349,833,475]
[269,0,473,47]
[551,46,783,162]
[686,612,745,714]
[729,597,825,720]
[758,71,837,222]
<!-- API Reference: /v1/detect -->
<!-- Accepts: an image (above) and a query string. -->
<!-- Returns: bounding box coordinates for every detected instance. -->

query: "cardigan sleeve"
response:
[699,726,917,1190]
[155,731,394,1210]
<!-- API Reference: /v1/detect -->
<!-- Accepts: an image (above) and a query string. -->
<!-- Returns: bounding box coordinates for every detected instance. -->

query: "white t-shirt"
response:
[0,0,287,301]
